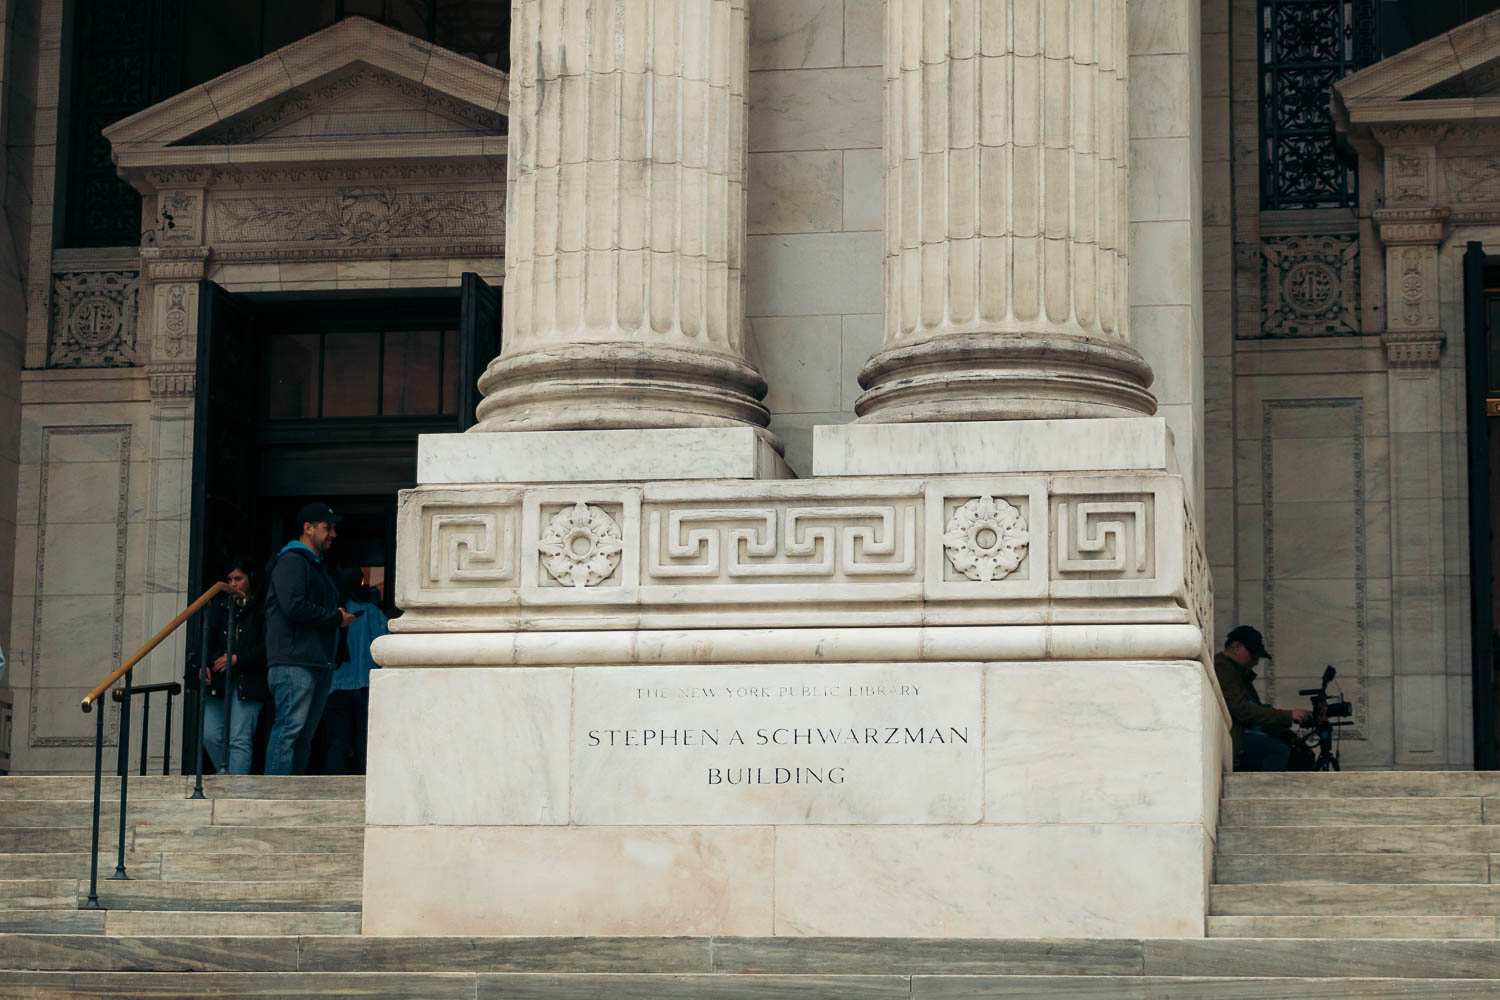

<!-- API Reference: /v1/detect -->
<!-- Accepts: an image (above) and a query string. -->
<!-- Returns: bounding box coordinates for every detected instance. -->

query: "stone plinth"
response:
[417,428,791,484]
[364,467,1223,938]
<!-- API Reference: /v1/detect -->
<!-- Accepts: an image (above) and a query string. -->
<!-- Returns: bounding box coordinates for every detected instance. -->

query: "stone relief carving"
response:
[1054,499,1151,576]
[1183,501,1213,634]
[538,502,625,588]
[429,511,519,586]
[942,497,1029,583]
[211,187,505,246]
[1260,236,1360,337]
[1389,153,1430,202]
[646,505,919,581]
[48,271,141,368]
[1446,156,1500,204]
[155,190,203,245]
[159,284,189,359]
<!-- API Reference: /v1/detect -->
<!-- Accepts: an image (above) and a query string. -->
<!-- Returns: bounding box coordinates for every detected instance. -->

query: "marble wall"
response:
[743,0,884,476]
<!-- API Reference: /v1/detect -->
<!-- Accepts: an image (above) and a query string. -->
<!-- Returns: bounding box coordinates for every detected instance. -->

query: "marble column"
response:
[855,0,1156,422]
[474,0,769,433]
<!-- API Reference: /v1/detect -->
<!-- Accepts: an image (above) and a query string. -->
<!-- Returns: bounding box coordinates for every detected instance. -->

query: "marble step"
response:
[1208,915,1500,937]
[0,776,365,801]
[101,910,362,936]
[9,934,1500,979]
[1211,882,1500,915]
[0,853,163,880]
[0,909,108,934]
[1215,853,1492,884]
[7,972,1500,999]
[1224,773,1500,799]
[159,851,362,881]
[85,879,362,912]
[0,880,80,908]
[0,828,115,853]
[130,823,365,853]
[1220,796,1484,826]
[0,796,363,828]
[0,777,187,800]
[1217,824,1500,854]
[0,799,211,828]
[0,851,361,882]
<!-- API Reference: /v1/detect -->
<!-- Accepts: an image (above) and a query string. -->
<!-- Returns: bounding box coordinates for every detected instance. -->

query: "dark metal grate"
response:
[1258,0,1379,210]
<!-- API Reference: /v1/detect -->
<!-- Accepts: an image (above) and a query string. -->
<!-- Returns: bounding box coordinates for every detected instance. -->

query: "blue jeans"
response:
[202,693,263,775]
[265,666,332,775]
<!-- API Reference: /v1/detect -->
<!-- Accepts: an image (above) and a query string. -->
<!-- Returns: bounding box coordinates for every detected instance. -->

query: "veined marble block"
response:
[417,428,790,484]
[363,657,1226,937]
[365,465,1224,938]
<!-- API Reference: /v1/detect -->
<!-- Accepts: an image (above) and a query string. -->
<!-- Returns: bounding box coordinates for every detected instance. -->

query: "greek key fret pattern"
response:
[426,509,519,587]
[646,504,918,582]
[1054,498,1153,578]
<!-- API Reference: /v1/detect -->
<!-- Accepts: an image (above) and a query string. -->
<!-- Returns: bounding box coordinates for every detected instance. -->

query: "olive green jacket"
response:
[1213,651,1295,764]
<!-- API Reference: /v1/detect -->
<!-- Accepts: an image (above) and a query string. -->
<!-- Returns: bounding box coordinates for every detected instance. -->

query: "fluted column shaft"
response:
[476,0,768,432]
[856,0,1155,422]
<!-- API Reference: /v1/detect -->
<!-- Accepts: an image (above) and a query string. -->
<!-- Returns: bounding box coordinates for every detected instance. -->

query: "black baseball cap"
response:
[294,501,344,528]
[1226,625,1271,659]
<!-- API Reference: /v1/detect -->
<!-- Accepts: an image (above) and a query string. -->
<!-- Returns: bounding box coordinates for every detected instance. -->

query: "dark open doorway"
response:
[1464,243,1500,769]
[184,274,500,770]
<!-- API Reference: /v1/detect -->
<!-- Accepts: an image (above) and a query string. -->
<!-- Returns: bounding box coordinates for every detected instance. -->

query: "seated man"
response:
[1214,625,1311,771]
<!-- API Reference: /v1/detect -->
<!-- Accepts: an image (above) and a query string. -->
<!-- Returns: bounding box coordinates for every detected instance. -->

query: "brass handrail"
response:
[81,581,242,712]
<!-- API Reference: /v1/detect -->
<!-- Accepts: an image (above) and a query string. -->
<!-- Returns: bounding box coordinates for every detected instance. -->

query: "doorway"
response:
[184,274,500,770]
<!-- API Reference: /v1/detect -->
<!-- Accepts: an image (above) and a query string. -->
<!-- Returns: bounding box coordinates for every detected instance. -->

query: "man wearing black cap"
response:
[1215,625,1312,771]
[264,502,355,775]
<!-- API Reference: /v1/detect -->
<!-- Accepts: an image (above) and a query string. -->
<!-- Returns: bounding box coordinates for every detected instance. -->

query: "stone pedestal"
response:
[363,460,1224,938]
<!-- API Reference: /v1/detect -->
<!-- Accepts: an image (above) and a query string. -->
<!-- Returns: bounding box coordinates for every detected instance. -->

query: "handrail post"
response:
[191,603,210,799]
[163,687,175,776]
[81,705,105,909]
[221,600,237,776]
[109,669,132,880]
[138,692,150,778]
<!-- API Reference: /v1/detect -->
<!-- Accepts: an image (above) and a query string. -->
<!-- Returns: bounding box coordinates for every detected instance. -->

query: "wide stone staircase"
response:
[0,774,364,936]
[7,772,1500,996]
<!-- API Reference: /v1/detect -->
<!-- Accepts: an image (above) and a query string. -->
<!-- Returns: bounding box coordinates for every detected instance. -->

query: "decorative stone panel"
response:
[394,475,1200,631]
[1260,236,1360,337]
[48,271,141,368]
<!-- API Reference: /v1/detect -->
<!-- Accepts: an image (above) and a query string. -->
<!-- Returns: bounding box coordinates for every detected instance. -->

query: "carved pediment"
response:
[178,63,506,145]
[1337,9,1500,105]
[106,17,507,158]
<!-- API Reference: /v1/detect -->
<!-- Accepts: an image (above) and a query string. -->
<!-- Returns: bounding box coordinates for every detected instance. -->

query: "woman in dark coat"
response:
[201,557,269,774]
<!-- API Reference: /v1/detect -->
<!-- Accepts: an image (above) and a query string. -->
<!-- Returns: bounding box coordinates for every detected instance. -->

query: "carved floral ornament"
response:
[942,497,1029,583]
[538,502,624,588]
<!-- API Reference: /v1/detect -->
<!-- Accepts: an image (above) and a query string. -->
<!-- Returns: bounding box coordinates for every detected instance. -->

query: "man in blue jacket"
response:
[264,502,355,775]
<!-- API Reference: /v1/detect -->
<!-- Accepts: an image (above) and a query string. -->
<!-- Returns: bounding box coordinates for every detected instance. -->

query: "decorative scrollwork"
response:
[943,497,1028,583]
[49,271,140,368]
[538,502,624,588]
[1056,501,1149,575]
[1261,236,1359,337]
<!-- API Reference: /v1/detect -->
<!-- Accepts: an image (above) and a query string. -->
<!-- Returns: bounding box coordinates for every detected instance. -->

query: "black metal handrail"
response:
[79,582,241,911]
[110,682,183,776]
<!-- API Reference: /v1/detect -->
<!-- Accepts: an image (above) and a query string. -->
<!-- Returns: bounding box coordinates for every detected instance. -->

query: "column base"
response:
[855,332,1157,422]
[474,344,772,434]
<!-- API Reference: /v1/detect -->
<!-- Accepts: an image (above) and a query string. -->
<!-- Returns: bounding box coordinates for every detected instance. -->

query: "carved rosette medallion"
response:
[538,502,624,588]
[943,497,1029,583]
[49,271,140,368]
[1260,236,1359,337]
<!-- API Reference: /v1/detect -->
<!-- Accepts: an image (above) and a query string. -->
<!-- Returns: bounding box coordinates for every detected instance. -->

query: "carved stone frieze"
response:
[209,186,506,247]
[1372,207,1449,245]
[394,477,1199,630]
[48,271,141,368]
[1386,244,1440,331]
[1260,235,1360,337]
[154,189,205,246]
[1445,155,1500,204]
